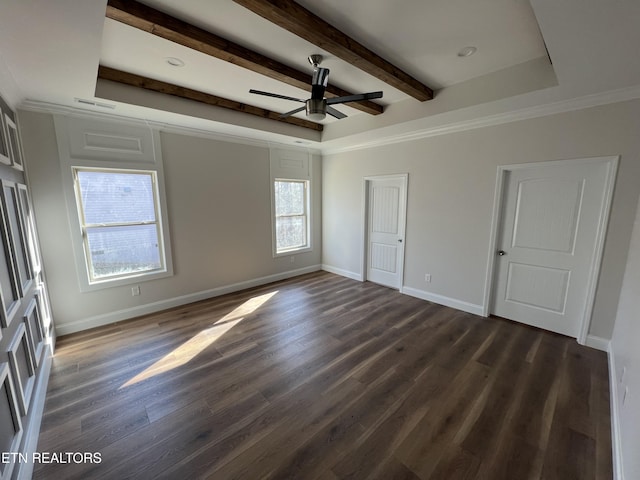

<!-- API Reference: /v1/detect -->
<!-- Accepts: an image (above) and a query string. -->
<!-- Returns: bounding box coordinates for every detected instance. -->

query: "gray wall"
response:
[322,99,640,340]
[611,192,640,480]
[19,110,322,334]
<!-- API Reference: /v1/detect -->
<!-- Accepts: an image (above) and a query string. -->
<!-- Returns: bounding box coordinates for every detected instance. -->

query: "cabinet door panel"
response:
[0,362,23,480]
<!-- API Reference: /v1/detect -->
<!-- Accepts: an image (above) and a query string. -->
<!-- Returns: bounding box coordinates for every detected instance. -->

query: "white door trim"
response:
[361,174,409,290]
[482,156,619,344]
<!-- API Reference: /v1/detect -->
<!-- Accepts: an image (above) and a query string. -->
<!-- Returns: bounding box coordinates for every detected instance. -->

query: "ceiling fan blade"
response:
[279,106,306,118]
[326,106,347,119]
[311,67,329,100]
[249,89,305,103]
[326,91,383,105]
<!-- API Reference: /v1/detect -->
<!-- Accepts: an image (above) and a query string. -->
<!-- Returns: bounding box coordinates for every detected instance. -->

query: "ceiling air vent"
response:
[74,98,116,109]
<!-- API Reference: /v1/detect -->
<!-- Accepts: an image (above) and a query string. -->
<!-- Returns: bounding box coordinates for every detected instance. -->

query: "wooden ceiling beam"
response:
[97,66,323,131]
[232,0,434,101]
[105,0,383,115]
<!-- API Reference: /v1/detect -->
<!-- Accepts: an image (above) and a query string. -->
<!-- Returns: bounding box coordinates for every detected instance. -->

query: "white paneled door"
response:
[366,175,407,289]
[491,158,615,337]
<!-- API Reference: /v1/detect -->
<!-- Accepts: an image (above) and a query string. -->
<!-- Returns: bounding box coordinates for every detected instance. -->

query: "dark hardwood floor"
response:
[34,271,612,479]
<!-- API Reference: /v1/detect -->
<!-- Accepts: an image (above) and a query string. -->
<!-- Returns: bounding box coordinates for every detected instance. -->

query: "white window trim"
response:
[72,166,168,285]
[55,114,173,292]
[271,178,312,257]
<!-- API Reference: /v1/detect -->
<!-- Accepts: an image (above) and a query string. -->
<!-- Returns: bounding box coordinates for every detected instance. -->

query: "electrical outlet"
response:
[424,274,431,283]
[132,285,140,296]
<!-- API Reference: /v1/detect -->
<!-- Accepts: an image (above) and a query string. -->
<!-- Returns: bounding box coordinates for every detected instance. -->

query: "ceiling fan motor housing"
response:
[249,54,381,121]
[306,98,327,120]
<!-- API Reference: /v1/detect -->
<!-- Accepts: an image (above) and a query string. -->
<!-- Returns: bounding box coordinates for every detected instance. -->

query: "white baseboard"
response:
[321,270,485,317]
[321,264,363,281]
[608,341,625,480]
[55,265,322,336]
[401,286,484,316]
[585,334,610,352]
[584,336,621,479]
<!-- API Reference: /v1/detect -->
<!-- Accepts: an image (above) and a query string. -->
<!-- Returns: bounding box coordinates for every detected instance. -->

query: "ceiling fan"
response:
[249,54,383,121]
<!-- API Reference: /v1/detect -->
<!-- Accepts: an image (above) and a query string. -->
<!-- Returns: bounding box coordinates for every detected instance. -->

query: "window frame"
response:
[71,166,170,287]
[272,178,312,256]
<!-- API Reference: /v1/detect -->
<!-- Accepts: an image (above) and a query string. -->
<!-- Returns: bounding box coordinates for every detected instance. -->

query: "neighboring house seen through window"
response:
[274,179,310,254]
[73,167,166,283]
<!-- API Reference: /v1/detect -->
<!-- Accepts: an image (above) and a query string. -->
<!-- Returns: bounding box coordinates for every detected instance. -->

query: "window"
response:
[73,167,167,283]
[274,179,310,254]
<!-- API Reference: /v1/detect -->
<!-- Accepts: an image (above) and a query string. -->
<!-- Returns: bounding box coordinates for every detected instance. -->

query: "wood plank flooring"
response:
[34,272,612,479]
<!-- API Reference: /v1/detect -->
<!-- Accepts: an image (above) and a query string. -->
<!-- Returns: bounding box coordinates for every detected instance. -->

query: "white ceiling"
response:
[1,0,640,150]
[100,0,547,108]
[96,0,551,131]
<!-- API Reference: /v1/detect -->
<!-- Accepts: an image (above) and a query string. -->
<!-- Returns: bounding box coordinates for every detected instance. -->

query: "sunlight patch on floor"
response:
[120,290,278,388]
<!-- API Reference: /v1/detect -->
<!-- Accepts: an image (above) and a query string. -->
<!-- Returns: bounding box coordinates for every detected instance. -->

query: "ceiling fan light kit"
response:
[249,54,383,121]
[306,98,327,121]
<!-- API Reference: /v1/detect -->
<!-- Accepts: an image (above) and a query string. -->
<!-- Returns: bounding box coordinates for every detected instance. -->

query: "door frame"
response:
[482,156,619,344]
[360,173,408,290]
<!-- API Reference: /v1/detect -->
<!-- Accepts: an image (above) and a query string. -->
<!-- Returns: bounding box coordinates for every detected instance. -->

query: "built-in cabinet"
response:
[0,96,53,480]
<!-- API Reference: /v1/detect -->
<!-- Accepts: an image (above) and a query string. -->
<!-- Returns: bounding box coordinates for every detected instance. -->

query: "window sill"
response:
[79,268,173,293]
[274,246,312,258]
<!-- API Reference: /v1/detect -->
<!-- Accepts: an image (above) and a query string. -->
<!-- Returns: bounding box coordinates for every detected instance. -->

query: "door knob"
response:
[497,250,506,256]
[398,239,403,243]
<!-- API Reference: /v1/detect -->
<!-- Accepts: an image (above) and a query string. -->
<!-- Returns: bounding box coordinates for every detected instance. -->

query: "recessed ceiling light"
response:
[165,57,185,67]
[457,46,477,57]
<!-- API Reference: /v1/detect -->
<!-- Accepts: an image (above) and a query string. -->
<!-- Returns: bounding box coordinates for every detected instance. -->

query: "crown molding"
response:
[321,84,640,155]
[19,83,640,158]
[18,100,322,154]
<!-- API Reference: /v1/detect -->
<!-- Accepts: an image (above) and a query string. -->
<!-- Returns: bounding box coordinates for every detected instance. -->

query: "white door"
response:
[491,159,614,337]
[366,175,407,289]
